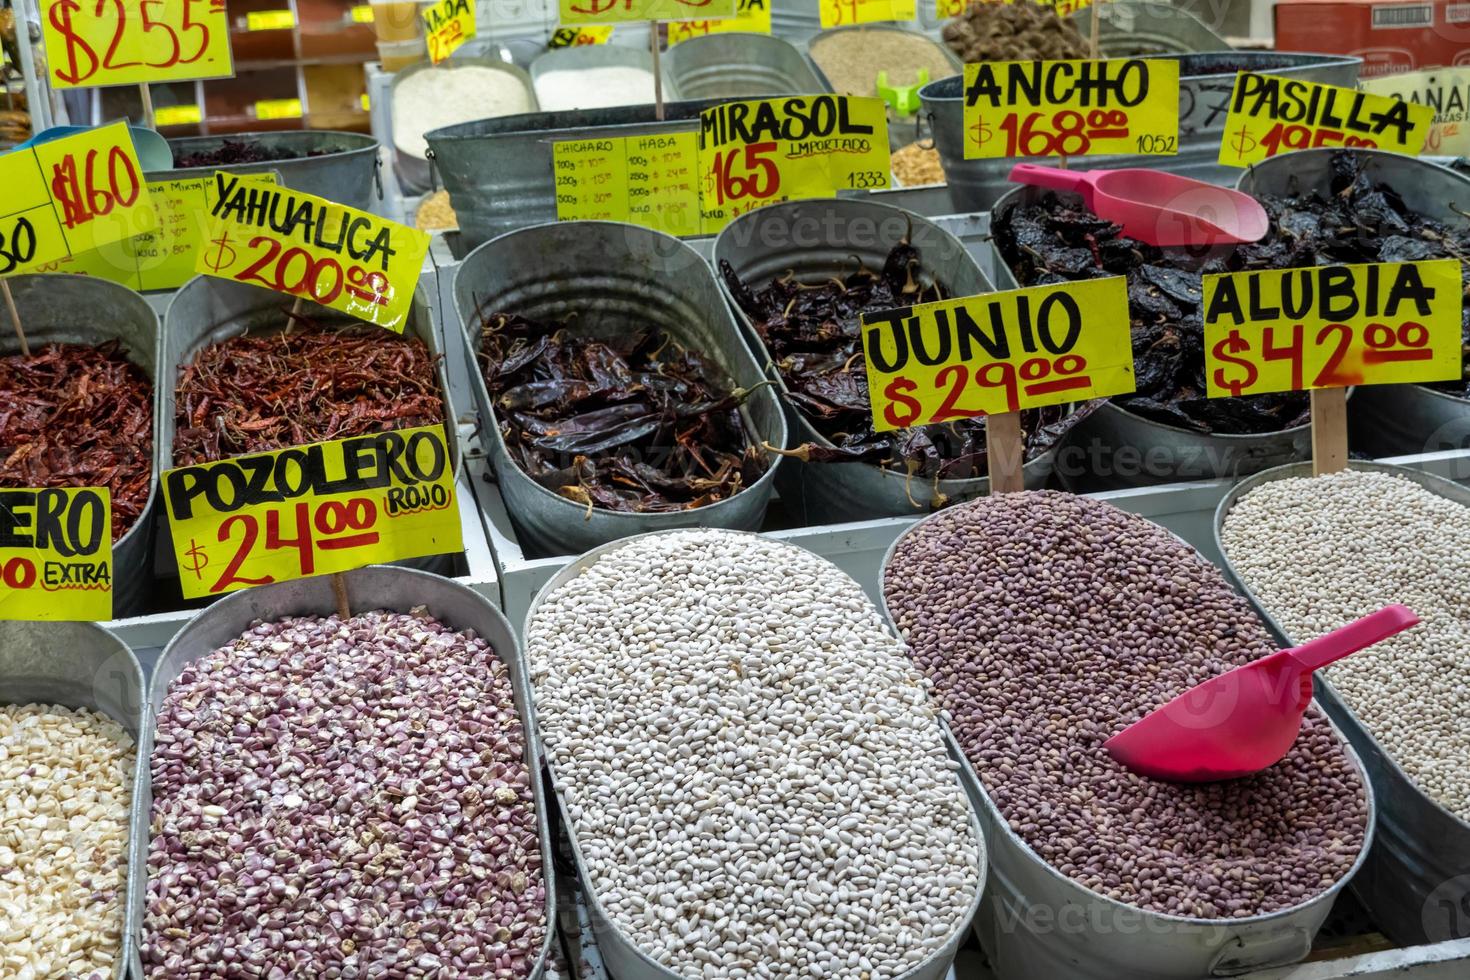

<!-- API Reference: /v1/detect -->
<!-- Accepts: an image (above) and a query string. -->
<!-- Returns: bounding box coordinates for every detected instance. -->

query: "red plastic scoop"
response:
[1008,163,1270,248]
[1104,605,1419,782]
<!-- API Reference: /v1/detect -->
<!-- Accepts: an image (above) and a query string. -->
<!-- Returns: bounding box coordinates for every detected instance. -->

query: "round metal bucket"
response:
[128,566,557,980]
[0,274,160,617]
[1214,460,1470,947]
[3,620,144,980]
[879,501,1377,980]
[450,221,787,557]
[524,528,986,980]
[923,51,1362,213]
[152,131,383,214]
[663,32,829,100]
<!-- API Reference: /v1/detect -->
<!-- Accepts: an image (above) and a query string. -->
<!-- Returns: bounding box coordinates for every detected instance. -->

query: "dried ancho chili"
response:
[172,140,334,168]
[720,238,1091,485]
[0,342,152,541]
[173,312,443,466]
[475,309,768,514]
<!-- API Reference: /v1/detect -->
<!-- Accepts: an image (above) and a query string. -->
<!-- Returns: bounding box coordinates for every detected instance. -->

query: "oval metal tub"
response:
[529,43,680,113]
[923,51,1362,213]
[524,529,986,980]
[159,275,462,582]
[663,32,830,100]
[711,197,1061,522]
[0,274,160,617]
[451,221,787,557]
[1213,460,1470,947]
[152,131,383,214]
[126,566,557,980]
[879,505,1377,980]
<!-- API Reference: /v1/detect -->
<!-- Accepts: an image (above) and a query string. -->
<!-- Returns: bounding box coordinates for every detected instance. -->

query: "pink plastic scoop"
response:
[1008,163,1270,248]
[1104,605,1420,782]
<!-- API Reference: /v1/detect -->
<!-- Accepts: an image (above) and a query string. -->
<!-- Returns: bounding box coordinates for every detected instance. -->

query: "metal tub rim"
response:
[424,96,726,146]
[877,498,1378,933]
[523,527,988,980]
[149,129,380,179]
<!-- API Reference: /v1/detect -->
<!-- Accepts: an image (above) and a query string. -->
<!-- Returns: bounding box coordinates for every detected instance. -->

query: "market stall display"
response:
[808,25,960,110]
[1069,1,1232,58]
[890,141,945,187]
[942,0,1091,63]
[390,60,537,193]
[153,132,383,213]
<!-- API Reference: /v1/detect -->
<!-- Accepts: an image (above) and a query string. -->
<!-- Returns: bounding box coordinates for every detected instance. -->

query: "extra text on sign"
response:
[0,487,113,621]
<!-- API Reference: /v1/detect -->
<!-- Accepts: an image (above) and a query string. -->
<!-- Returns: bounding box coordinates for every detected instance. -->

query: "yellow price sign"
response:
[246,9,295,30]
[669,0,771,41]
[1204,260,1462,399]
[0,487,113,621]
[555,133,703,236]
[963,59,1180,160]
[255,98,303,120]
[549,25,615,46]
[937,0,1090,20]
[155,104,203,127]
[1219,73,1434,168]
[559,0,736,26]
[424,0,476,64]
[0,122,157,277]
[819,0,916,27]
[162,426,462,600]
[1361,68,1470,157]
[862,277,1134,431]
[42,0,233,89]
[351,4,375,22]
[698,96,890,231]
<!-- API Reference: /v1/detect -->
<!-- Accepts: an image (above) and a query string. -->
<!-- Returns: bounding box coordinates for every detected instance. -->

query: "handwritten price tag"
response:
[669,0,770,42]
[0,488,112,621]
[1204,261,1462,398]
[42,0,232,89]
[862,277,1134,431]
[819,0,916,28]
[162,426,460,600]
[963,59,1180,160]
[1361,69,1470,157]
[424,0,475,64]
[549,25,614,46]
[1219,73,1434,168]
[560,0,736,26]
[0,122,157,278]
[555,134,703,236]
[196,173,430,332]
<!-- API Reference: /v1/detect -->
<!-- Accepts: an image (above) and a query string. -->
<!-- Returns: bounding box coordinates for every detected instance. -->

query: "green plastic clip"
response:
[876,68,930,118]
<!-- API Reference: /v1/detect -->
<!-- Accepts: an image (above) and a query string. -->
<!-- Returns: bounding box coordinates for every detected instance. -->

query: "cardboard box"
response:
[1275,0,1470,77]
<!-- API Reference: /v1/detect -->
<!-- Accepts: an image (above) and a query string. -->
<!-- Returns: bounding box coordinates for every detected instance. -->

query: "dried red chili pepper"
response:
[0,341,153,541]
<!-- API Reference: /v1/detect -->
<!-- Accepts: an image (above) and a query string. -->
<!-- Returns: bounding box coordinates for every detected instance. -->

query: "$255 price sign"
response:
[963,59,1180,160]
[196,173,431,333]
[1204,259,1462,398]
[862,277,1135,430]
[43,0,233,88]
[0,487,113,621]
[162,426,463,600]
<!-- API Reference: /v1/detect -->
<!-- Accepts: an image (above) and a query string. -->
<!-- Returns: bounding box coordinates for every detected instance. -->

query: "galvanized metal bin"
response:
[1070,0,1231,57]
[1,621,145,980]
[807,24,962,138]
[1214,460,1470,948]
[153,131,383,213]
[0,274,161,617]
[524,529,986,980]
[529,44,679,112]
[126,566,558,980]
[713,197,1067,521]
[923,51,1362,213]
[664,32,829,100]
[878,506,1377,980]
[451,220,788,556]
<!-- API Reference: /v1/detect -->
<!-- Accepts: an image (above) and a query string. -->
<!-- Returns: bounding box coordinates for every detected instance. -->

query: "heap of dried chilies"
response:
[476,309,767,513]
[0,341,153,541]
[173,312,443,466]
[720,239,1089,482]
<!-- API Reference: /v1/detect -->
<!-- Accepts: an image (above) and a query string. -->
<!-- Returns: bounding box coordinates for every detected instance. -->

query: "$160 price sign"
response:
[963,59,1180,160]
[43,0,233,88]
[862,277,1135,431]
[0,487,113,621]
[1204,259,1463,398]
[162,426,463,600]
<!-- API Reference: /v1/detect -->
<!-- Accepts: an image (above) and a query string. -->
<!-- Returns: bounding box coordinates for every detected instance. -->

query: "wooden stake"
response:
[1089,0,1101,59]
[1310,387,1349,476]
[1,279,28,358]
[331,573,352,620]
[139,83,155,129]
[650,21,665,121]
[986,411,1026,493]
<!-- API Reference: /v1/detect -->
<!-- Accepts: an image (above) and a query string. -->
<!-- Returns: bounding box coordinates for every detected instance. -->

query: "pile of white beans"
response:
[527,530,983,980]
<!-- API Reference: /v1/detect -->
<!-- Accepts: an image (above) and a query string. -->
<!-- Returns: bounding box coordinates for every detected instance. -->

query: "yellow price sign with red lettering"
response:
[549,25,614,46]
[195,173,431,333]
[1204,260,1462,398]
[0,487,113,621]
[560,0,735,26]
[862,277,1135,431]
[42,0,233,88]
[424,0,476,64]
[669,0,770,42]
[820,0,916,27]
[1361,68,1470,156]
[963,59,1180,159]
[162,426,462,600]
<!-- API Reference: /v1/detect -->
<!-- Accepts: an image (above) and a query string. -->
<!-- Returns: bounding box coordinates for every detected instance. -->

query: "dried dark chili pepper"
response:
[0,341,152,541]
[173,311,443,466]
[475,310,767,514]
[720,238,1093,480]
[172,140,333,168]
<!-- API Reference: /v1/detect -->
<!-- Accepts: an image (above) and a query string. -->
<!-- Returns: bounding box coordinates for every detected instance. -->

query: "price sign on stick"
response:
[162,426,462,600]
[424,0,476,64]
[669,0,770,41]
[195,173,431,332]
[1360,69,1470,156]
[560,0,735,25]
[819,0,916,28]
[963,59,1181,160]
[0,488,113,621]
[42,0,233,88]
[1219,73,1434,167]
